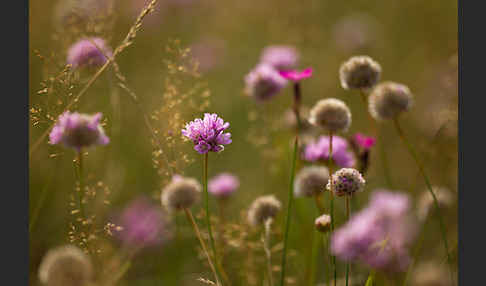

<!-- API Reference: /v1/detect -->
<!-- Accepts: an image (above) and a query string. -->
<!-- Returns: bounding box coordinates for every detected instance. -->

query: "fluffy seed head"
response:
[417,186,454,222]
[38,245,93,286]
[244,64,288,101]
[327,168,365,197]
[315,214,332,233]
[49,111,110,151]
[339,55,381,90]
[294,166,330,197]
[247,195,282,226]
[67,37,112,68]
[309,98,352,133]
[161,176,202,212]
[368,81,413,120]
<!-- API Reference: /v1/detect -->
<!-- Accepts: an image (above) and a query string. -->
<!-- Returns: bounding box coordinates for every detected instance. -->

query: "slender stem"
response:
[359,89,377,136]
[184,208,220,285]
[393,118,453,284]
[324,232,330,286]
[328,133,337,286]
[345,197,350,286]
[313,194,325,214]
[309,202,321,286]
[365,270,375,286]
[263,219,274,286]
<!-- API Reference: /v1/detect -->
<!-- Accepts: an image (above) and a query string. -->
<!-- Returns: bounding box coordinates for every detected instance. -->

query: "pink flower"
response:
[353,133,376,151]
[279,68,313,81]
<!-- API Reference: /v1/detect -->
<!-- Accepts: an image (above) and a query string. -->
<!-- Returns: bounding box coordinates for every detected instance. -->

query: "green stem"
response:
[309,203,321,286]
[393,118,453,284]
[345,197,350,286]
[365,270,375,286]
[328,133,337,286]
[263,219,274,286]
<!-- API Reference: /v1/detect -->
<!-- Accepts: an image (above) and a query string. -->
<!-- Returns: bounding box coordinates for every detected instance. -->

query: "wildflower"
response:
[245,64,288,101]
[302,135,356,168]
[294,166,330,197]
[115,197,169,247]
[67,37,112,68]
[260,45,299,70]
[350,133,375,174]
[38,245,93,286]
[208,173,240,198]
[279,68,313,82]
[247,195,282,226]
[326,168,365,197]
[331,191,416,271]
[309,98,352,133]
[49,111,110,151]
[161,175,202,212]
[181,113,232,154]
[315,214,332,233]
[352,133,376,151]
[368,81,413,120]
[417,186,454,222]
[339,56,381,90]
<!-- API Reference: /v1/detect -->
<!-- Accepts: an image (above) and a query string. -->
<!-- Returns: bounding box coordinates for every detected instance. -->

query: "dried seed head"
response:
[339,55,381,90]
[368,81,413,120]
[315,214,332,233]
[38,245,93,286]
[161,176,202,212]
[327,168,365,197]
[247,195,282,226]
[294,166,330,197]
[309,98,352,133]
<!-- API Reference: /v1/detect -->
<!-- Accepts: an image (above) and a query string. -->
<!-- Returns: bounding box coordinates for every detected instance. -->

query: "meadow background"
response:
[29,0,458,285]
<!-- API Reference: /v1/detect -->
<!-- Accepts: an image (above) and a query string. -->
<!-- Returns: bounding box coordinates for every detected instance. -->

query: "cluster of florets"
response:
[181,113,232,154]
[67,37,112,69]
[327,168,365,197]
[302,135,355,168]
[208,173,240,198]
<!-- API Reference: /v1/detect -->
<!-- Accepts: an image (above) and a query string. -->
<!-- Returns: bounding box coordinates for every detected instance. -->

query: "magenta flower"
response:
[331,191,416,272]
[49,111,109,151]
[115,197,169,248]
[260,45,299,71]
[279,68,313,81]
[182,113,232,154]
[67,37,112,68]
[244,64,288,101]
[208,173,240,198]
[353,133,376,151]
[302,135,355,168]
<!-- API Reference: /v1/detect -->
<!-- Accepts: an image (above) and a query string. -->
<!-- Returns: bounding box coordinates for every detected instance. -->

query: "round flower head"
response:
[161,175,202,212]
[339,55,381,90]
[302,135,356,168]
[67,37,112,68]
[309,98,352,133]
[294,166,329,197]
[327,168,365,197]
[368,81,413,120]
[49,111,110,151]
[181,113,232,154]
[245,64,288,101]
[38,245,93,286]
[260,45,299,71]
[315,214,332,233]
[247,195,282,226]
[208,173,240,198]
[417,186,454,222]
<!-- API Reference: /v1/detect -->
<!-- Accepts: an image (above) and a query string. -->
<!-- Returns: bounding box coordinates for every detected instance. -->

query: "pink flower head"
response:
[67,37,112,68]
[208,173,240,198]
[181,113,232,154]
[331,190,416,272]
[49,111,109,151]
[115,197,169,248]
[279,68,313,82]
[245,64,288,101]
[353,133,376,151]
[260,45,299,71]
[302,135,355,168]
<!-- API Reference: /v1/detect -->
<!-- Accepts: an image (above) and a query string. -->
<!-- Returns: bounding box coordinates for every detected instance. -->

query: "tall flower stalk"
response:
[328,134,337,286]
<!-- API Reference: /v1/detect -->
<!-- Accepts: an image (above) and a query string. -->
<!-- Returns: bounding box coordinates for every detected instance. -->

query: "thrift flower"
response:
[353,133,376,151]
[279,68,313,81]
[327,168,365,197]
[368,81,413,120]
[245,64,288,101]
[181,113,232,154]
[315,214,332,233]
[115,197,169,247]
[161,175,202,212]
[208,173,240,198]
[38,245,93,286]
[302,135,356,168]
[247,195,281,226]
[331,191,416,271]
[260,45,299,70]
[49,111,110,151]
[67,37,112,68]
[309,98,352,133]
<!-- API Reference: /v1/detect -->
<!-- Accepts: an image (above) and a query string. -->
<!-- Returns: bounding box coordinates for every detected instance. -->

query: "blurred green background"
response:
[29,0,457,285]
